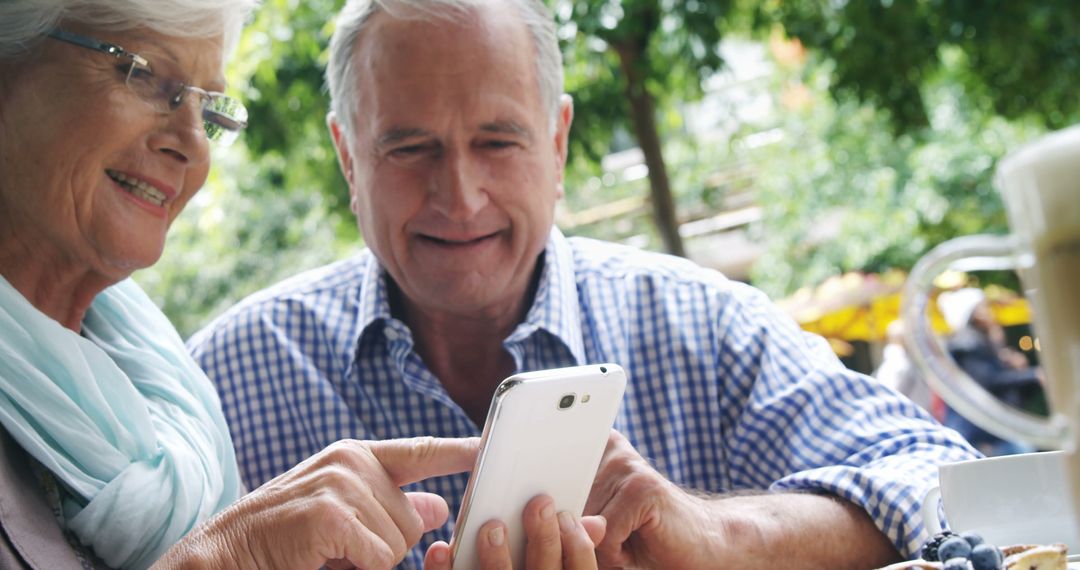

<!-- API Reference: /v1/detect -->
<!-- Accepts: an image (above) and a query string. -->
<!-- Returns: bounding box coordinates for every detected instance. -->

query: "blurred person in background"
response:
[937,288,1043,456]
[875,319,936,415]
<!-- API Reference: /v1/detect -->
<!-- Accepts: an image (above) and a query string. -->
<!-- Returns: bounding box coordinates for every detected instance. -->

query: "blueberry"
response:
[938,535,973,562]
[969,543,1004,570]
[921,531,957,561]
[943,557,971,570]
[962,531,986,549]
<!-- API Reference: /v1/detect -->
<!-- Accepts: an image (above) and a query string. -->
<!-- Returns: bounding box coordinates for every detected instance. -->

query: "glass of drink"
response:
[902,124,1080,518]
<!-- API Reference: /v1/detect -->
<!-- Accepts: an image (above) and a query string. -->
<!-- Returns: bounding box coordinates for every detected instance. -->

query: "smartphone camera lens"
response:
[558,394,576,410]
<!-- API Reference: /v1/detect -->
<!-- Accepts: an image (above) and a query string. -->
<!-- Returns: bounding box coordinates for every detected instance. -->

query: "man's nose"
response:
[429,150,488,221]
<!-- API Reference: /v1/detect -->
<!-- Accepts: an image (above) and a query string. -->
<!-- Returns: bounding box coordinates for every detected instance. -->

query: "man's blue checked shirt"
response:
[188,228,977,566]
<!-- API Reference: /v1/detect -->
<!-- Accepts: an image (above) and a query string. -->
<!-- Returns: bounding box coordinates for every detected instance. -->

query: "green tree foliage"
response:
[743,1,1080,297]
[753,0,1080,134]
[556,0,733,255]
[746,58,1043,298]
[231,0,352,236]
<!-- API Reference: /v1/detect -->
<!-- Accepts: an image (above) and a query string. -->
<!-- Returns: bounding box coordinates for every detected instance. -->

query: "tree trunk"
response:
[612,40,686,257]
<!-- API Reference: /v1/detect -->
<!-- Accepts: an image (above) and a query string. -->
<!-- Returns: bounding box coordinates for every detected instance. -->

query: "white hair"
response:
[325,0,564,141]
[937,287,986,331]
[0,0,258,59]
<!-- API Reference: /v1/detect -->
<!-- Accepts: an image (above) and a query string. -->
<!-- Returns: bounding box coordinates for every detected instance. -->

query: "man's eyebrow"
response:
[480,120,533,141]
[376,127,432,151]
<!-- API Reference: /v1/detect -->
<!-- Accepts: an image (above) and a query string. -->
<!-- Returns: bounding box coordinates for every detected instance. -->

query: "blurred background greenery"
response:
[136,0,1080,340]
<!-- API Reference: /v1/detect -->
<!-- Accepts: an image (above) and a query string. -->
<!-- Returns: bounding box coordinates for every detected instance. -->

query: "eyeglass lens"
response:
[123,62,247,145]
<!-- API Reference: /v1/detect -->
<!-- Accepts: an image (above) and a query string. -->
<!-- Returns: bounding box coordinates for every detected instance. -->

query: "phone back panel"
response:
[451,364,627,569]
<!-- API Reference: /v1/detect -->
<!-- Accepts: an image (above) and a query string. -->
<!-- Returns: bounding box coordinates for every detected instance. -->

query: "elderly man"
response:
[189,0,978,566]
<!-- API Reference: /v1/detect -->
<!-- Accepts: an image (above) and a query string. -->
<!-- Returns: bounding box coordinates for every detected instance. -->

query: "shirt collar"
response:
[357,251,394,329]
[509,227,587,365]
[352,227,587,365]
[349,251,397,364]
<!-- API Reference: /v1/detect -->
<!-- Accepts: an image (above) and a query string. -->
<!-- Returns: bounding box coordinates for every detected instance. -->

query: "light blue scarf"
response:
[0,276,241,569]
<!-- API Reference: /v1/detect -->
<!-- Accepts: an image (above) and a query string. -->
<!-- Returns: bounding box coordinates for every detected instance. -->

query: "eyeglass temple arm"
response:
[46,29,129,59]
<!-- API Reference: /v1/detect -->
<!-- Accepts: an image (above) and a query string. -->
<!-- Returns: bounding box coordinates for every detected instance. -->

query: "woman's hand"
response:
[424,494,606,569]
[155,437,479,570]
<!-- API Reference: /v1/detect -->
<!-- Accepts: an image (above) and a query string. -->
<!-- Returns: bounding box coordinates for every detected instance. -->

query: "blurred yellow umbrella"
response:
[778,271,1030,346]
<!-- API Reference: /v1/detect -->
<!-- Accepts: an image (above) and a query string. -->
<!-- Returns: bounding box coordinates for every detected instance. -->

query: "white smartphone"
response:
[450,363,627,569]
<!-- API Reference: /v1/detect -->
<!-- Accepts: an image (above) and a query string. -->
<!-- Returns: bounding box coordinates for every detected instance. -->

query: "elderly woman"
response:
[0,1,489,568]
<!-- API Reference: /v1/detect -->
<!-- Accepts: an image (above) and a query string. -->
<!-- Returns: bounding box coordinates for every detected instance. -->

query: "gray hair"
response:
[326,0,564,141]
[0,0,258,60]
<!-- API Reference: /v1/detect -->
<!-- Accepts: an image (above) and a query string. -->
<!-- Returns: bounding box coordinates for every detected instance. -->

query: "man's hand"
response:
[155,437,479,570]
[584,431,902,569]
[584,431,720,568]
[424,494,606,569]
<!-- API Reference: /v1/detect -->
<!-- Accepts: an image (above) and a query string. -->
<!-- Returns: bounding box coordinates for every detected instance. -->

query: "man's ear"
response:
[327,112,354,185]
[327,112,362,215]
[552,94,574,199]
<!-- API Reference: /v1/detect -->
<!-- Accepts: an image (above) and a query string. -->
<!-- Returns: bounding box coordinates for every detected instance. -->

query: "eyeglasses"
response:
[45,28,248,146]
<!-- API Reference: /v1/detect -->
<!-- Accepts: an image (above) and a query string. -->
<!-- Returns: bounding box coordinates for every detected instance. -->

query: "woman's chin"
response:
[100,247,166,278]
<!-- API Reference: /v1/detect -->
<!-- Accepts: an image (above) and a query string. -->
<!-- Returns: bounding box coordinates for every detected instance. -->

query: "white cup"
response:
[922,451,1080,550]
